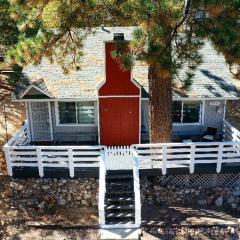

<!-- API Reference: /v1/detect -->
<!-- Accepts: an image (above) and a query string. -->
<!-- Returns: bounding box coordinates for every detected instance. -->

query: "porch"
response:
[3,119,240,177]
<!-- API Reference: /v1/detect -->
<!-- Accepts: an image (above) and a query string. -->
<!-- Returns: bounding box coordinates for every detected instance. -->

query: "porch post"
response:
[4,146,13,176]
[68,148,74,178]
[162,145,167,175]
[217,144,223,173]
[36,147,44,177]
[190,144,195,174]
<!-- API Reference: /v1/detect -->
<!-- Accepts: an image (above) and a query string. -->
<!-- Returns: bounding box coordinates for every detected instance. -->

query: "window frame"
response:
[55,101,97,127]
[172,100,202,126]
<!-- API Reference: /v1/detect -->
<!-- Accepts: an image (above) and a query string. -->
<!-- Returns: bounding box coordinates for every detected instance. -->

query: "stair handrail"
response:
[99,147,106,226]
[132,146,141,227]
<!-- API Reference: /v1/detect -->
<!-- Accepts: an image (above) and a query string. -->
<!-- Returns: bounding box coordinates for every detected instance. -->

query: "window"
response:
[77,102,95,124]
[59,102,76,124]
[58,101,96,125]
[172,101,201,124]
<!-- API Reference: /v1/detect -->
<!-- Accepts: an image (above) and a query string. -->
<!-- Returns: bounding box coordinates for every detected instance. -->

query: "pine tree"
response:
[6,0,240,142]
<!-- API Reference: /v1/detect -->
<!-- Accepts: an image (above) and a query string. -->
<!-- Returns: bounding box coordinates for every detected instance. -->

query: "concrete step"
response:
[100,228,140,240]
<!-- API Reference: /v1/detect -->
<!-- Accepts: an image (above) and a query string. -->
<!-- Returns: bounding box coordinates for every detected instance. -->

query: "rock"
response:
[227,195,235,204]
[42,185,50,190]
[67,193,72,202]
[231,203,237,209]
[197,199,207,206]
[230,227,235,235]
[58,198,67,206]
[233,190,240,197]
[38,201,45,209]
[215,197,223,207]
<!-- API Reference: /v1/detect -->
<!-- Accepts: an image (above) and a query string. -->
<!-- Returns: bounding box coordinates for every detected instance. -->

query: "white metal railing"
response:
[3,145,102,177]
[132,147,141,227]
[98,148,106,226]
[133,141,240,174]
[223,119,240,141]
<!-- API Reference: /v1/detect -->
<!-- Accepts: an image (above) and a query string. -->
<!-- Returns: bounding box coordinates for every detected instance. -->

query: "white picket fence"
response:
[105,146,133,170]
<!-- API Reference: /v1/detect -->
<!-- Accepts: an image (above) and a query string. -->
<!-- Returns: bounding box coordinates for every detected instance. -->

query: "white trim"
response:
[19,85,52,99]
[202,100,206,125]
[13,96,238,102]
[13,98,98,102]
[139,96,141,143]
[25,102,32,142]
[141,97,238,101]
[48,102,54,141]
[55,101,98,127]
[29,102,35,141]
[97,97,101,144]
[223,100,227,121]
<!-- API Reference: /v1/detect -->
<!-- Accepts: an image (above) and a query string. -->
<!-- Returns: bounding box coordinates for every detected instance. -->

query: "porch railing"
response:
[223,119,240,141]
[98,148,106,226]
[3,145,102,177]
[7,121,30,146]
[3,119,240,177]
[133,141,240,174]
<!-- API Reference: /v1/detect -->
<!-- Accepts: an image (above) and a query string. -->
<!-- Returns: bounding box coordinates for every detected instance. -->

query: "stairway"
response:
[105,170,135,226]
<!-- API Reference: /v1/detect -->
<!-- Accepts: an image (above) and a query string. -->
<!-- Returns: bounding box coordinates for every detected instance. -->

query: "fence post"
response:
[162,145,167,175]
[217,144,223,173]
[190,144,195,174]
[68,148,74,178]
[4,146,13,176]
[132,147,141,227]
[36,147,44,177]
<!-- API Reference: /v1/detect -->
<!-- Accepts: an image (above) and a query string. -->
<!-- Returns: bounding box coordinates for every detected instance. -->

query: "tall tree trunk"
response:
[148,63,172,143]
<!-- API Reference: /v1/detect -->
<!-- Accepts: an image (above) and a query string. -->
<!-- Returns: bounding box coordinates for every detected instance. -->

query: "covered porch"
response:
[3,118,240,177]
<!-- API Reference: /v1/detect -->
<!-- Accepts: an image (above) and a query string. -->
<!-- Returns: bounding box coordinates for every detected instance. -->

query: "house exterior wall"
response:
[26,99,225,144]
[140,99,225,141]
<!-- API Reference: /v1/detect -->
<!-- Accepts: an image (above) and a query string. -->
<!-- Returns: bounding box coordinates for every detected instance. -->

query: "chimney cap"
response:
[113,33,125,41]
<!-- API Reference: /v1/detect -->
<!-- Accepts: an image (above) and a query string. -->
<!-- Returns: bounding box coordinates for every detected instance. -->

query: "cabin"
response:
[3,27,240,229]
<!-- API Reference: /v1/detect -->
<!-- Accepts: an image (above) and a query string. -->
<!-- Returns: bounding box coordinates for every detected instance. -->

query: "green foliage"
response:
[0,0,23,87]
[5,0,240,86]
[0,0,19,52]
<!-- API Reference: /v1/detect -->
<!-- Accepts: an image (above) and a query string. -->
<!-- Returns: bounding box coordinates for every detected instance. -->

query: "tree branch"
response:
[158,0,192,58]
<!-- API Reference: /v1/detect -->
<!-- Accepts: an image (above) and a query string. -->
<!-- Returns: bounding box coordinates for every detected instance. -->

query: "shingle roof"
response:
[14,27,238,100]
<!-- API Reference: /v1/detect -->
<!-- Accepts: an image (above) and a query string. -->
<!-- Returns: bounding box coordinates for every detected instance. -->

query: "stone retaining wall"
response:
[2,178,98,213]
[141,176,240,209]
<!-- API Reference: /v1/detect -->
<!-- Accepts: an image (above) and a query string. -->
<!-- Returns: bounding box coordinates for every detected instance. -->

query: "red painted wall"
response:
[99,42,140,96]
[99,98,139,146]
[99,42,140,146]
